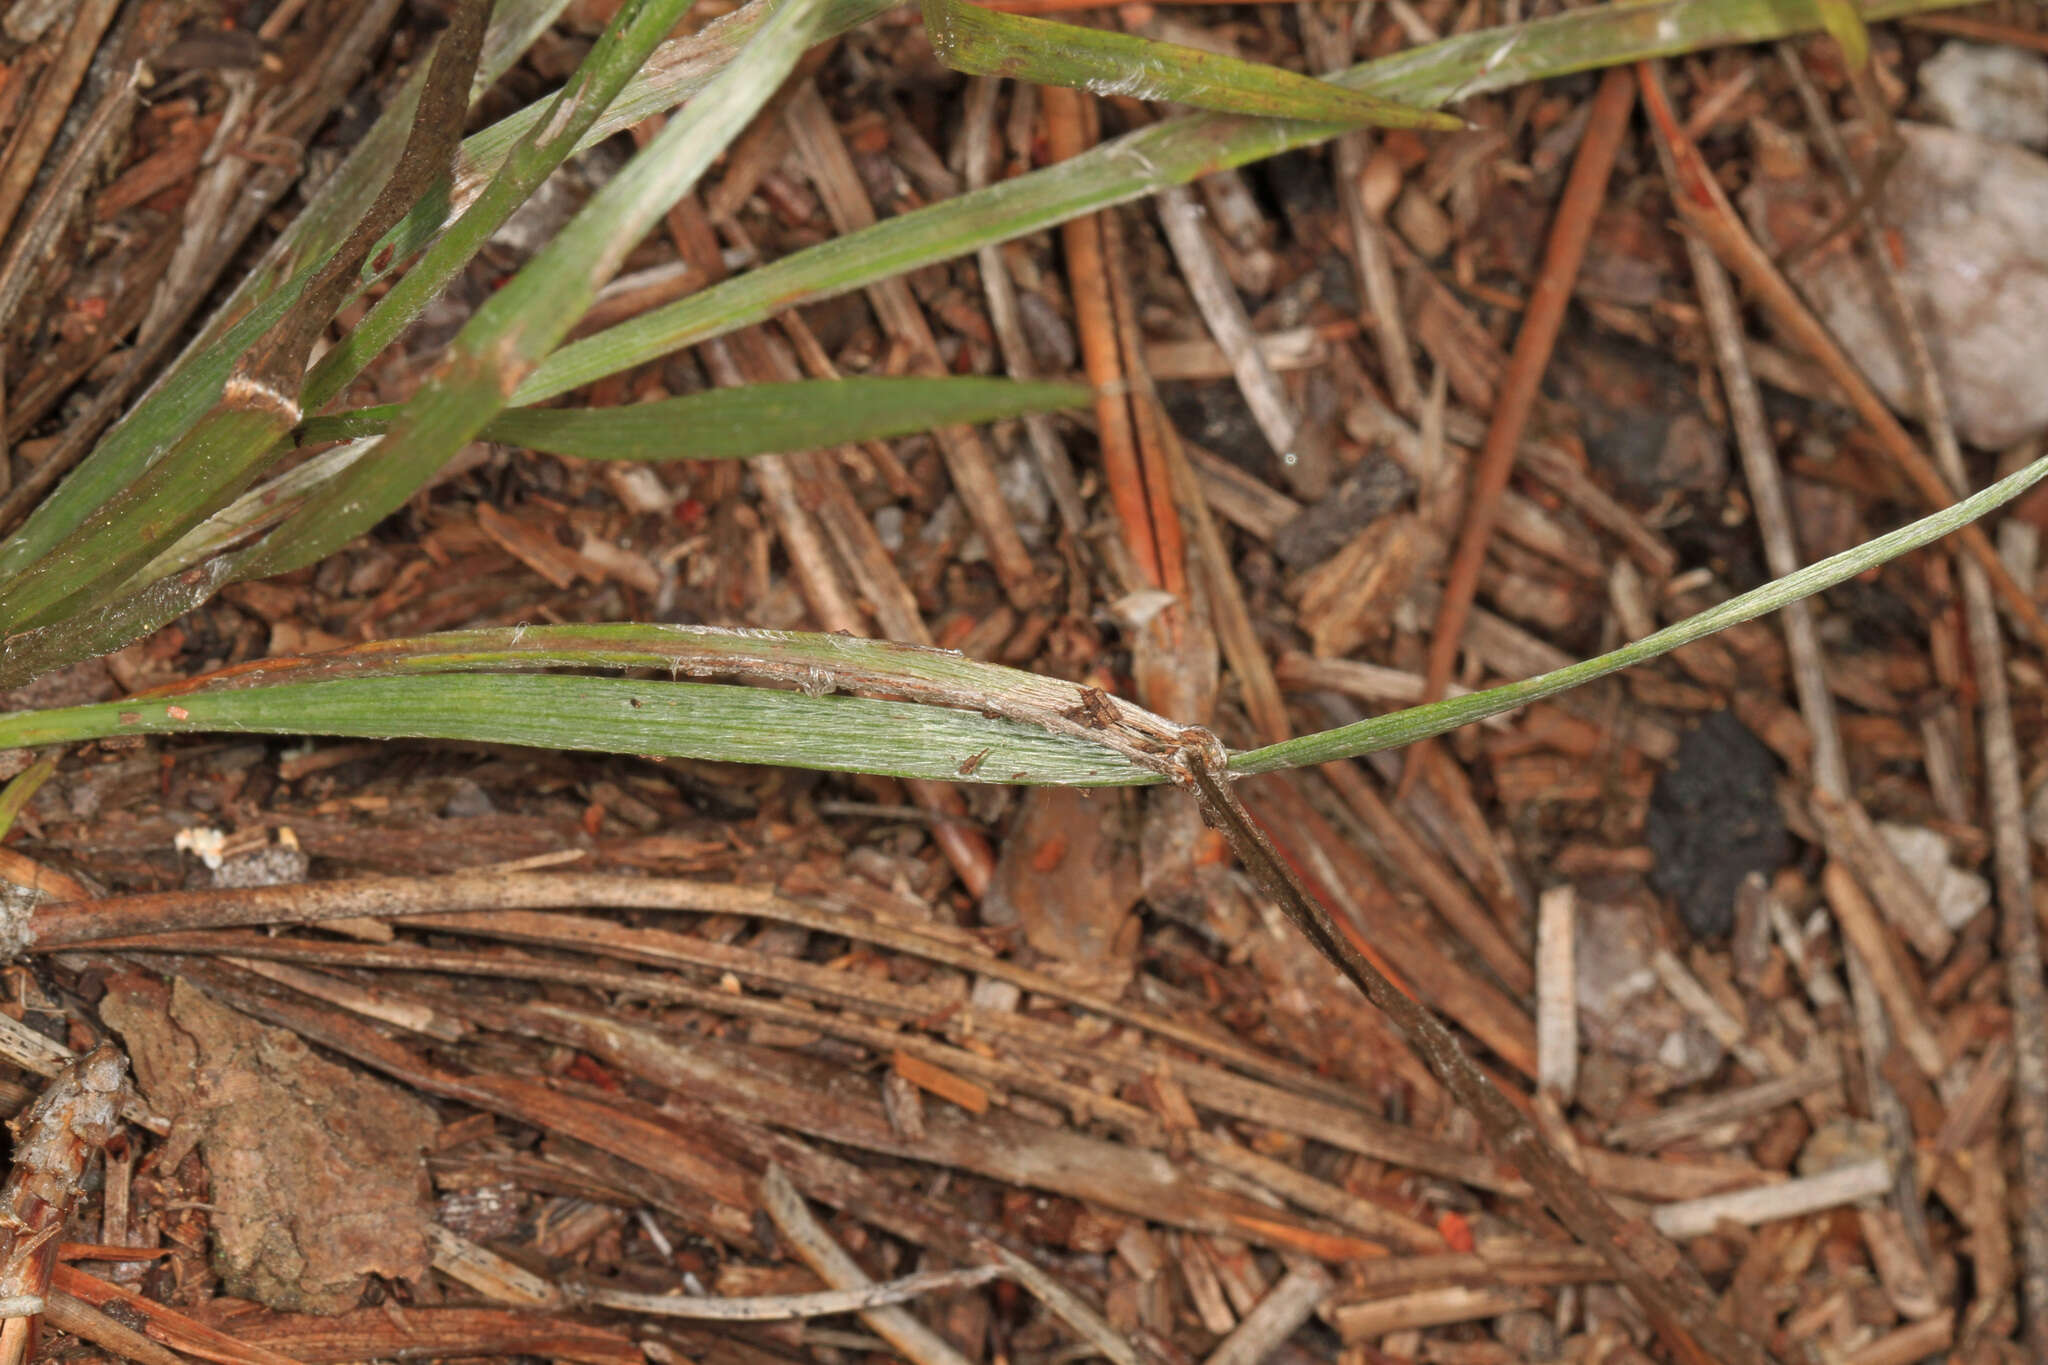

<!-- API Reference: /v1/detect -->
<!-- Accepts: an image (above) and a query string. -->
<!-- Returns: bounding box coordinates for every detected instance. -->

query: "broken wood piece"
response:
[1144,327,1332,382]
[1331,1285,1544,1342]
[891,1050,990,1114]
[1340,1241,1611,1297]
[1649,1156,1892,1240]
[1535,884,1577,1103]
[1650,949,1776,1079]
[1605,1062,1841,1151]
[1809,791,1953,962]
[1186,1130,1437,1252]
[1201,1262,1332,1365]
[577,1264,1005,1319]
[1820,863,1948,1079]
[37,1291,183,1365]
[1579,1145,1781,1203]
[427,1224,561,1308]
[1841,1309,1954,1365]
[1275,649,1489,713]
[1187,440,1302,541]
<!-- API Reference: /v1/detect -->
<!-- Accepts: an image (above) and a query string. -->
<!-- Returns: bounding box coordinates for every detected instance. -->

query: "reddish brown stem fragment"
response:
[1178,743,1778,1365]
[1417,68,1636,721]
[1044,85,1173,593]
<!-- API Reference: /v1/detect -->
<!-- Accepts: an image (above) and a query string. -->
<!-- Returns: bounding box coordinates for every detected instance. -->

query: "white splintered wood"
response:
[1535,884,1578,1104]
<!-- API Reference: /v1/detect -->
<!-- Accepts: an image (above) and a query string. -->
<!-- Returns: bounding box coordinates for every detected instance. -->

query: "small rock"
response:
[1877,822,1990,931]
[1575,897,1724,1092]
[102,975,435,1312]
[1742,120,2048,449]
[1548,327,1725,503]
[1920,42,2048,149]
[1273,454,1414,569]
[442,778,496,819]
[212,843,311,889]
[1647,713,1789,939]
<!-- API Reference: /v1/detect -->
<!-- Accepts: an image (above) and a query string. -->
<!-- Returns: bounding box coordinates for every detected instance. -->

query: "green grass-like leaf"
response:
[235,0,842,585]
[1,677,1153,787]
[8,446,2041,789]
[297,377,1092,461]
[519,0,1974,406]
[1814,0,1873,70]
[921,0,1460,129]
[1232,446,2048,772]
[363,0,900,286]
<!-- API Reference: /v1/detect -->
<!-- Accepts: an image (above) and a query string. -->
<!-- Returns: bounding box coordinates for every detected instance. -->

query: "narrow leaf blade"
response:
[922,0,1460,129]
[521,0,1961,406]
[239,0,840,584]
[1813,0,1872,70]
[299,377,1092,460]
[1231,446,2048,774]
[0,677,1153,787]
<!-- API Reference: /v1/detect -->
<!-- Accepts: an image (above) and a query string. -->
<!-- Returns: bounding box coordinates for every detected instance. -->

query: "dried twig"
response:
[26,872,1353,1102]
[0,0,121,245]
[1156,184,1296,459]
[1605,1062,1842,1151]
[975,1242,1142,1365]
[1414,68,1636,751]
[957,78,1088,538]
[1649,1157,1894,1240]
[1201,1262,1332,1365]
[1045,86,1181,598]
[1662,144,1846,797]
[574,1265,1005,1320]
[1535,885,1577,1103]
[38,1291,184,1365]
[1298,0,1418,411]
[760,1165,974,1365]
[782,83,1043,611]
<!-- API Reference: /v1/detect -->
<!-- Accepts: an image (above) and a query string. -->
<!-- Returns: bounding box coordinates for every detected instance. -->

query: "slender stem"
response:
[1232,444,2048,774]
